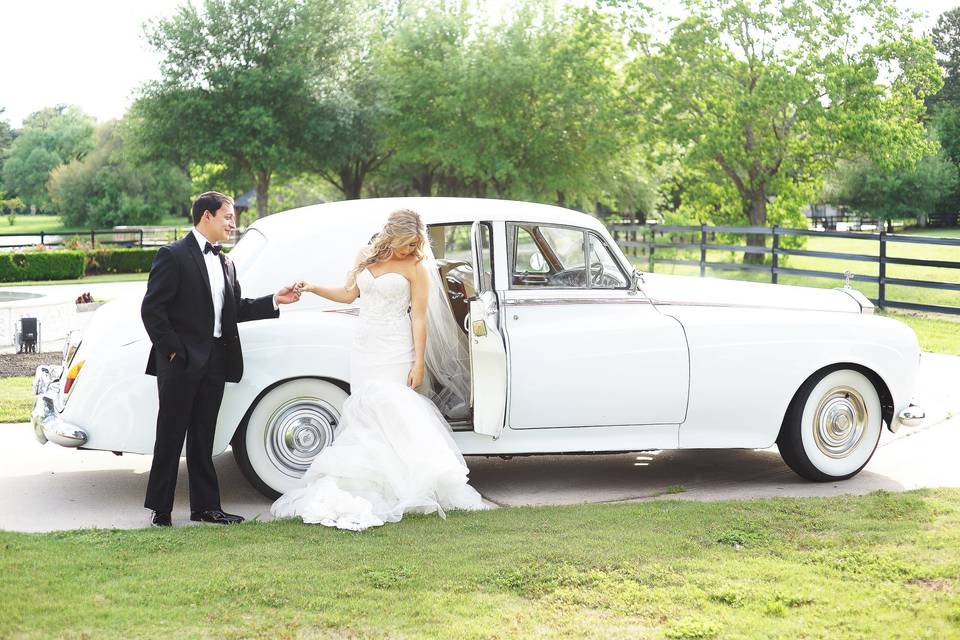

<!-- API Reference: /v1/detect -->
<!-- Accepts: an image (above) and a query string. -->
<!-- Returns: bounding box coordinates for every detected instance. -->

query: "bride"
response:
[270,208,488,530]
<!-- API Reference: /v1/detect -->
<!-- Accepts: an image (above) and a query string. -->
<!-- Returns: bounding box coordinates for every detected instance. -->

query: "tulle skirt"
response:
[270,317,487,531]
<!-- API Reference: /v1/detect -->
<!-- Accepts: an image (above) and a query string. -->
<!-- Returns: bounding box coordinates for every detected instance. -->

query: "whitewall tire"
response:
[777,368,883,482]
[233,378,348,499]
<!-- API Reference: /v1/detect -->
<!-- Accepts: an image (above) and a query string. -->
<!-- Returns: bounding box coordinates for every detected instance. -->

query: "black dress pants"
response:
[144,339,227,513]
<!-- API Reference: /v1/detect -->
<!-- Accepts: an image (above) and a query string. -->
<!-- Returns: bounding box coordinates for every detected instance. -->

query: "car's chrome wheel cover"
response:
[264,398,340,477]
[811,385,867,459]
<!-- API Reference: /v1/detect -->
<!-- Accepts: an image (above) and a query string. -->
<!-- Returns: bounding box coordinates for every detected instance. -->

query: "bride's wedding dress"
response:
[270,266,487,531]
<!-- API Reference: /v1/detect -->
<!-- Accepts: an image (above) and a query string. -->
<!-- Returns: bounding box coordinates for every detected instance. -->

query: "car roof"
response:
[247,197,605,237]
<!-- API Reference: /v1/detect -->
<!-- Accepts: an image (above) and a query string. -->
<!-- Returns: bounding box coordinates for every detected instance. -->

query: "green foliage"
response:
[928,7,960,111]
[0,250,86,282]
[374,2,633,206]
[48,120,191,228]
[622,0,942,235]
[0,105,95,211]
[132,0,351,218]
[85,248,159,275]
[824,153,959,223]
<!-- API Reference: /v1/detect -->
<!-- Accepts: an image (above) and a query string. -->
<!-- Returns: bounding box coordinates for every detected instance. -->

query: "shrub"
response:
[85,248,158,275]
[0,251,86,282]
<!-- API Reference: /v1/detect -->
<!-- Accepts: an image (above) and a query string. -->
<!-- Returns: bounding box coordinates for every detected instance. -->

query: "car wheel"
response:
[233,378,348,499]
[777,368,883,482]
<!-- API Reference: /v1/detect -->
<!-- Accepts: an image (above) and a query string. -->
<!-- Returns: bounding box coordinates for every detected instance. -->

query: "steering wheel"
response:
[589,260,605,285]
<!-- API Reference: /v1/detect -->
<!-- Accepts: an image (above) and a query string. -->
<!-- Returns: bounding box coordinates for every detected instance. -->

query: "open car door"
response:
[468,221,507,438]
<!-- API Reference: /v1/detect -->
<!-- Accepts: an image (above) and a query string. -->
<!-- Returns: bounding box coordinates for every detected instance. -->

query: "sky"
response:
[1,0,959,128]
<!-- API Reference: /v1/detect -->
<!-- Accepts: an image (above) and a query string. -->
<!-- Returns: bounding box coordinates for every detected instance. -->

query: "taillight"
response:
[63,360,85,394]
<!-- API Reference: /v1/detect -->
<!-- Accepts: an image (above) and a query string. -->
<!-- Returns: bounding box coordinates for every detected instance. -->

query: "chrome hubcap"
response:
[264,397,340,477]
[812,386,867,458]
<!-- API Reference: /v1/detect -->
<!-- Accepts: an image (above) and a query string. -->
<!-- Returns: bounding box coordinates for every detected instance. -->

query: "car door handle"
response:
[472,320,488,337]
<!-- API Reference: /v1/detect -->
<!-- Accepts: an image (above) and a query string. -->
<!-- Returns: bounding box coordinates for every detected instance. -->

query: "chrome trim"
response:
[897,404,925,429]
[649,299,854,313]
[811,385,868,459]
[264,397,341,478]
[31,368,87,447]
[503,297,653,306]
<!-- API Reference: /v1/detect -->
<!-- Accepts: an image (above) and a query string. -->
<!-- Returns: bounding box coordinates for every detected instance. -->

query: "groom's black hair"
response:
[192,191,234,226]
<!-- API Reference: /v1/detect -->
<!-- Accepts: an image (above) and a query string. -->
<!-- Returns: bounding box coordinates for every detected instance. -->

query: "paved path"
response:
[1,353,956,532]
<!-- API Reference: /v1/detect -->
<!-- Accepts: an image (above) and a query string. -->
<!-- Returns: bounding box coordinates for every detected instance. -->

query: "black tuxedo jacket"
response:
[141,233,279,383]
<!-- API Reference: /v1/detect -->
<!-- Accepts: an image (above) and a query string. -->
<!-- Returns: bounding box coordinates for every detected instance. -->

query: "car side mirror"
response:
[631,269,645,292]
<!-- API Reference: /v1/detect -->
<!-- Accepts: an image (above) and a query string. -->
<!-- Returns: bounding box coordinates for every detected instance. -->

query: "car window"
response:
[427,222,493,291]
[507,223,588,289]
[588,233,629,289]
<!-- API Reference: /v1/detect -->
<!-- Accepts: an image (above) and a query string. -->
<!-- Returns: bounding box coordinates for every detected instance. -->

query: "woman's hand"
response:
[407,362,425,388]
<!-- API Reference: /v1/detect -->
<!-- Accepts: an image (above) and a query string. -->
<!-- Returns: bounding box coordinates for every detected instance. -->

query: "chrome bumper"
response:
[892,403,926,432]
[31,365,88,447]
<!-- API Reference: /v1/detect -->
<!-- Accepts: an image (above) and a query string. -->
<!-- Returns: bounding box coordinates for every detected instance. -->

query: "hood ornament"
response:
[843,270,854,289]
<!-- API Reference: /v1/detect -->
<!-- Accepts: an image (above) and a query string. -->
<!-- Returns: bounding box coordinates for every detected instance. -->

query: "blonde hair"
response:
[348,208,427,287]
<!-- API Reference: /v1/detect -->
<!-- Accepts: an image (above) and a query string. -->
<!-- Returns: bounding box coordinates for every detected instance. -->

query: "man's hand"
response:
[275,284,301,305]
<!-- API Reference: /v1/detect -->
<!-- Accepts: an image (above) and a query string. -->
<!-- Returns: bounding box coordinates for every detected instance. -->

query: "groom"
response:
[141,191,300,527]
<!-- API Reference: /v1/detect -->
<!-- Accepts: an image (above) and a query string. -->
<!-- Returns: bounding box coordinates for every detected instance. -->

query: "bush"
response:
[0,251,86,282]
[85,248,159,275]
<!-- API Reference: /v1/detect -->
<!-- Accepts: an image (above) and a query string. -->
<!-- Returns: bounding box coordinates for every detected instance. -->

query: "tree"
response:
[622,0,941,260]
[928,7,960,112]
[132,0,350,218]
[824,153,959,229]
[375,2,630,205]
[48,120,192,228]
[1,105,95,212]
[0,108,14,161]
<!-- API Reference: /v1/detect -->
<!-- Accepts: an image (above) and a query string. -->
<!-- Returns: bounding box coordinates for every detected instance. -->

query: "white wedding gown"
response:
[270,267,488,531]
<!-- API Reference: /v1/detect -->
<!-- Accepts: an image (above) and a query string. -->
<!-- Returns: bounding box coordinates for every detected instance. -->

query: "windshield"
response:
[228,228,267,279]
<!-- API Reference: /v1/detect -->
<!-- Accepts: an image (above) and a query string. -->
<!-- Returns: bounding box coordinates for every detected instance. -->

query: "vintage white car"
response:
[32,197,926,498]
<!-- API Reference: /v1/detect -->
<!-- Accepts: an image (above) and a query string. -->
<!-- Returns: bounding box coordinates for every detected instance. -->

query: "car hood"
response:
[640,273,863,313]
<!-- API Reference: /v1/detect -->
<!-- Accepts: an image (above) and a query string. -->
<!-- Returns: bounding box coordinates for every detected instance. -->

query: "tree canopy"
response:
[620,0,941,252]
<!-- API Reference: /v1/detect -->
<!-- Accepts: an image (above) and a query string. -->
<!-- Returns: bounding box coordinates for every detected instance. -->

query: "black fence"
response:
[610,223,960,316]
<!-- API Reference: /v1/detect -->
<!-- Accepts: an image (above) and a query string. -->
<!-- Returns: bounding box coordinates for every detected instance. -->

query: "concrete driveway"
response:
[2,353,957,533]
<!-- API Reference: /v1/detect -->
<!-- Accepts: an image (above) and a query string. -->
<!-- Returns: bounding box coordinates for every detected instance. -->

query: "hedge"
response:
[86,248,159,275]
[0,251,87,282]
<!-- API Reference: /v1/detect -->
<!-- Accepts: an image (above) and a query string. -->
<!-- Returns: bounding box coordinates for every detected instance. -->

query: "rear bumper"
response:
[31,365,87,447]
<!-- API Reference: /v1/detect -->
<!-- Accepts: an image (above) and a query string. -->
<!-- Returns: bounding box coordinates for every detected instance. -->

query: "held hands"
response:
[407,362,425,389]
[275,283,302,305]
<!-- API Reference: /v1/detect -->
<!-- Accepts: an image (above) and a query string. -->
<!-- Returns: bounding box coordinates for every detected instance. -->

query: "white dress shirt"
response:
[192,228,226,338]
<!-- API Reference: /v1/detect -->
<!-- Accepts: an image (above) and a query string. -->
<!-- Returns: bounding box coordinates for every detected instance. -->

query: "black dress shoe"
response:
[151,511,172,527]
[190,509,245,525]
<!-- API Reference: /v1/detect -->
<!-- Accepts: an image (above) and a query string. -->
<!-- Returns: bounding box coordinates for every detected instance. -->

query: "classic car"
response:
[32,197,926,498]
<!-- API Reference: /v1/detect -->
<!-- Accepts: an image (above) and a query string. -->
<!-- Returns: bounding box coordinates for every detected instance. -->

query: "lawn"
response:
[0,213,189,235]
[0,376,33,423]
[0,489,957,638]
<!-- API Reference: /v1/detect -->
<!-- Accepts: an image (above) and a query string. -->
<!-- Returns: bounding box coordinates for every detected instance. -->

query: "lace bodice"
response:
[357,268,411,323]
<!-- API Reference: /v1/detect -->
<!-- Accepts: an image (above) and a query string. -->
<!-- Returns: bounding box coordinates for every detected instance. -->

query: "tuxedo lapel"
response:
[185,234,214,306]
[220,255,237,329]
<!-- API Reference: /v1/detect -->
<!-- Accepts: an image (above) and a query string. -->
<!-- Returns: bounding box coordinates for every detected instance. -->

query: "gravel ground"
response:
[0,352,55,378]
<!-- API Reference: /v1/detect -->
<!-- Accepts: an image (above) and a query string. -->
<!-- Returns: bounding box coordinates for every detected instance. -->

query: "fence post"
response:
[140,229,144,248]
[771,225,779,284]
[648,226,655,273]
[90,230,96,248]
[40,231,44,247]
[699,224,707,277]
[878,228,886,309]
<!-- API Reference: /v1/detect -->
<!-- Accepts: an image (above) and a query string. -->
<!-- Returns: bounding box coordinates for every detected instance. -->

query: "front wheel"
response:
[233,378,349,499]
[777,368,882,482]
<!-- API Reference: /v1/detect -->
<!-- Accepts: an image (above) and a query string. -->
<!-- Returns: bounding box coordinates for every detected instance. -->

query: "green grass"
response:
[1,489,958,638]
[1,213,188,234]
[4,272,149,287]
[0,376,32,423]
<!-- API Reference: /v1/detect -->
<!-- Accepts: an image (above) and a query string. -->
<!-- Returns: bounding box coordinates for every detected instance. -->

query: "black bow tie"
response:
[204,242,222,256]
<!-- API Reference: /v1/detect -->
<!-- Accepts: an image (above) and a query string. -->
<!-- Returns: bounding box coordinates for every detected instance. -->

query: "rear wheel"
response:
[233,379,348,499]
[777,368,882,482]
